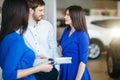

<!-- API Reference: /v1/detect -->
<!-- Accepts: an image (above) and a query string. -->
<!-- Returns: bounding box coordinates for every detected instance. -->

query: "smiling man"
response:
[22,0,59,80]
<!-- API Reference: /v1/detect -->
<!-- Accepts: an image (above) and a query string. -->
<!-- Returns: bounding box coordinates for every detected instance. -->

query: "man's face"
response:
[32,5,45,22]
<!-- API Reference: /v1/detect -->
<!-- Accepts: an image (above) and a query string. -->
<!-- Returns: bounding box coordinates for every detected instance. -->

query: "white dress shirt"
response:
[22,19,60,68]
[23,19,59,58]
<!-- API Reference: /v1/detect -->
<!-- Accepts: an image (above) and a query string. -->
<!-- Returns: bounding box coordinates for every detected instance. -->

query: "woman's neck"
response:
[69,26,75,37]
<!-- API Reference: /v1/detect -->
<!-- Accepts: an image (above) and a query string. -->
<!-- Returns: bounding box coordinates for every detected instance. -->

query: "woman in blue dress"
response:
[0,0,53,80]
[59,5,91,80]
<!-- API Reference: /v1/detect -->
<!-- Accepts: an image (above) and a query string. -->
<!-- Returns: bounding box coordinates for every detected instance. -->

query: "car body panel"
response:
[107,37,120,78]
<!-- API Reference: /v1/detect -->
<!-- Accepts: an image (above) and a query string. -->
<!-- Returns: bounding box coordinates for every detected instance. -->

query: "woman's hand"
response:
[58,45,62,56]
[75,62,86,80]
[17,61,53,79]
[36,61,53,72]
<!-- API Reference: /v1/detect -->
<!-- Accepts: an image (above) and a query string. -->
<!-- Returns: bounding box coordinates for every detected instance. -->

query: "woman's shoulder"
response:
[76,31,88,36]
[2,32,24,45]
[76,31,89,39]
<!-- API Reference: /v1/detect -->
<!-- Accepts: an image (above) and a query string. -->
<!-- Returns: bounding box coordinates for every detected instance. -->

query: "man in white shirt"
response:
[24,0,59,80]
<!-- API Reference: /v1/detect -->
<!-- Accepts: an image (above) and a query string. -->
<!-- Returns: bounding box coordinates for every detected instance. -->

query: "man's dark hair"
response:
[26,0,45,9]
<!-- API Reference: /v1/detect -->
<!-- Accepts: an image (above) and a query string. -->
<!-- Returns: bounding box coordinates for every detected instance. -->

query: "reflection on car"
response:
[57,16,120,59]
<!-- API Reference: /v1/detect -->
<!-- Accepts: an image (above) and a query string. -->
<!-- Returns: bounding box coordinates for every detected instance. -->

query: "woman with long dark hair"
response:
[59,5,91,80]
[0,0,53,80]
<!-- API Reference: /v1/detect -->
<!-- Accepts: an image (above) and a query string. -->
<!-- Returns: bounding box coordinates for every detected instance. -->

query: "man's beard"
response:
[33,14,43,23]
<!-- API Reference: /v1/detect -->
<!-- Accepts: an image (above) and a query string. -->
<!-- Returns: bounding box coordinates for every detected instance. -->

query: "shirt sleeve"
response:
[78,32,89,64]
[48,23,60,58]
[2,38,25,80]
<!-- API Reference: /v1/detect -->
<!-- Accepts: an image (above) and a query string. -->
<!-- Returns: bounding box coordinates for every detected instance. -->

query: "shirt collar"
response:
[28,19,43,28]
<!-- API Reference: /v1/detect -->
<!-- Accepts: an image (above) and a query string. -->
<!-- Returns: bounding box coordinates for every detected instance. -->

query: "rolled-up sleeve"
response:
[78,32,89,64]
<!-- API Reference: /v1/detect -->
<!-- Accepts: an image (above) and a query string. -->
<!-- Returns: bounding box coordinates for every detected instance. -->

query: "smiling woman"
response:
[58,5,91,80]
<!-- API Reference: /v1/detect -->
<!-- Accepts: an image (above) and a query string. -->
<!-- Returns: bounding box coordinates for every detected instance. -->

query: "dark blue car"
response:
[107,37,120,78]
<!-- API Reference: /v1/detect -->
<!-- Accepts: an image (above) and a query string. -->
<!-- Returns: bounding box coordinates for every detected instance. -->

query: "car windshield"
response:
[91,19,120,28]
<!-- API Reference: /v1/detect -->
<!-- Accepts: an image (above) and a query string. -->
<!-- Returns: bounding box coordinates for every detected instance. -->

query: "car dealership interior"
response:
[0,0,120,80]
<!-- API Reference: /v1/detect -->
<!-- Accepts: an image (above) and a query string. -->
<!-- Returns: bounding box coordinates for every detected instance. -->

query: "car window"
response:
[91,19,120,28]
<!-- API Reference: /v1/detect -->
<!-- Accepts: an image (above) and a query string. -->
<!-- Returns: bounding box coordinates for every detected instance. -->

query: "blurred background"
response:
[0,0,120,80]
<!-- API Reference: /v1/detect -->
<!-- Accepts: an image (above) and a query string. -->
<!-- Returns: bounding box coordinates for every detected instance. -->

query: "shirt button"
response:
[37,50,40,52]
[35,43,37,45]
